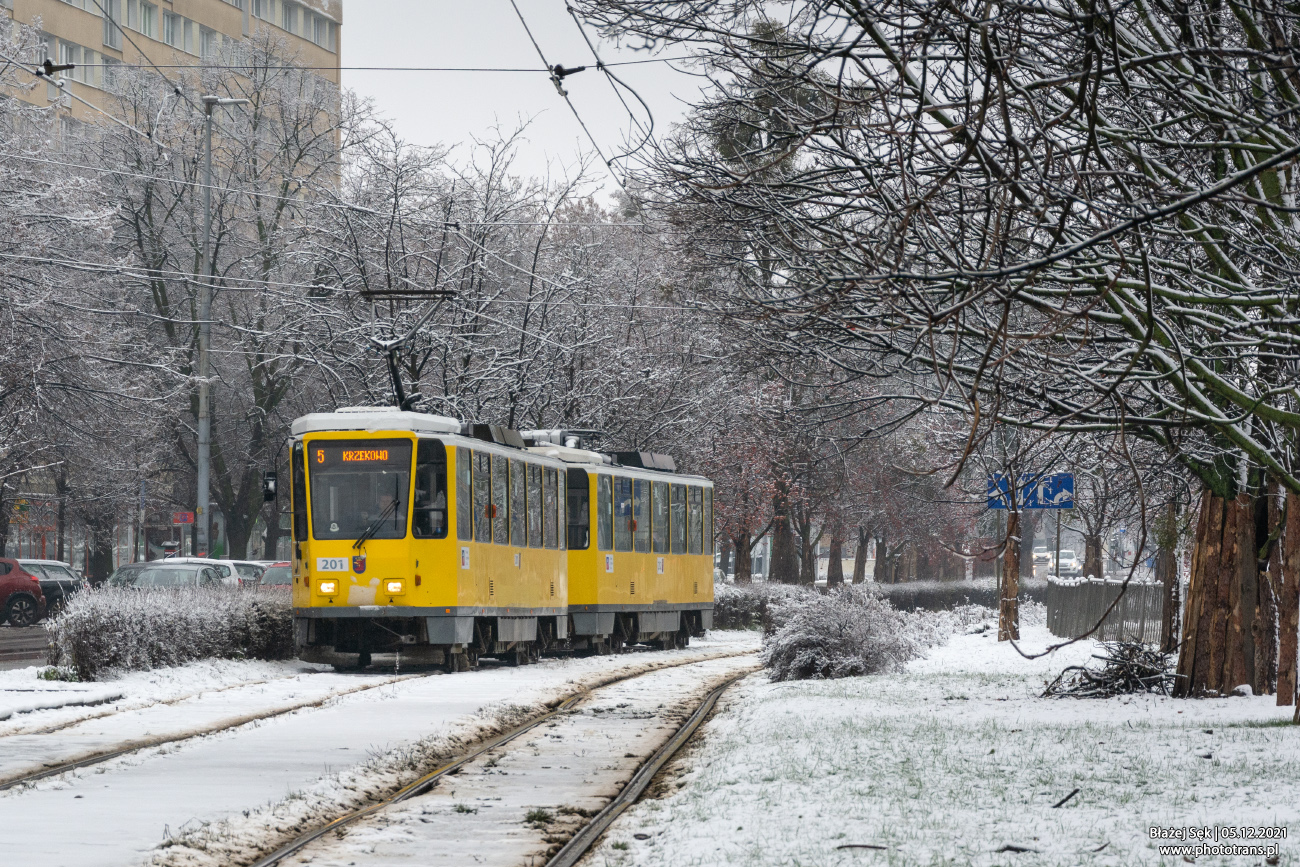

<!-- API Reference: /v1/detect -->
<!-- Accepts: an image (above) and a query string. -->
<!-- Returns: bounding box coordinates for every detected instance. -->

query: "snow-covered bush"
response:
[876,577,1049,611]
[713,581,817,630]
[46,587,293,680]
[761,586,924,681]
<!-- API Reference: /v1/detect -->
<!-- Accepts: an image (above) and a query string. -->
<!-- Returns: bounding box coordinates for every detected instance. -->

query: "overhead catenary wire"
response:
[0,151,656,229]
[66,57,697,72]
[506,0,630,196]
[0,250,711,312]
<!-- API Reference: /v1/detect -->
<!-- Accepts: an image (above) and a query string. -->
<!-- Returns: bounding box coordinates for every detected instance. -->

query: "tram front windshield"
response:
[308,439,412,541]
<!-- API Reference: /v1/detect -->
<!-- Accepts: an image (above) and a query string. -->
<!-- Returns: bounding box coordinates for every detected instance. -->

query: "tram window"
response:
[688,486,703,554]
[704,487,714,554]
[613,476,633,552]
[567,469,589,550]
[456,447,471,541]
[651,481,669,553]
[671,484,687,554]
[527,464,543,548]
[509,460,526,546]
[596,475,613,551]
[473,451,491,543]
[492,454,509,544]
[291,442,307,541]
[543,467,559,549]
[308,439,411,541]
[633,480,651,553]
[412,440,448,539]
[558,474,567,551]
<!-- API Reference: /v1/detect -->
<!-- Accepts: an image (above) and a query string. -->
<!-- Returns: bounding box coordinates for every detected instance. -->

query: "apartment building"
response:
[1,0,341,123]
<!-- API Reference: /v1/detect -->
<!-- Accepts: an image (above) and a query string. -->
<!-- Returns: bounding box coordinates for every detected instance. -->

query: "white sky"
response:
[340,1,702,199]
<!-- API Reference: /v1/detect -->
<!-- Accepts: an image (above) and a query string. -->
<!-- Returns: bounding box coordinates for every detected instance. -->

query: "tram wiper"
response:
[354,497,399,550]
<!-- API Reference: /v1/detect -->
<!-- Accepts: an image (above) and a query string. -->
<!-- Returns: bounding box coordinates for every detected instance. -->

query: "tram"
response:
[289,408,715,670]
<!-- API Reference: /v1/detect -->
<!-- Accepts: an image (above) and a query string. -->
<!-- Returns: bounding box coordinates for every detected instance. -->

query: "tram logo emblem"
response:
[352,554,367,574]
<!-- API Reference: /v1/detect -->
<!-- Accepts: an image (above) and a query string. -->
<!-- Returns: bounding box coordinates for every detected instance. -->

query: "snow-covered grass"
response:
[591,619,1300,866]
[46,586,293,680]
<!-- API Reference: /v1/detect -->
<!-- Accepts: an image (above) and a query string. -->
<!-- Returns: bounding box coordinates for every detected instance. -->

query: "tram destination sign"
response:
[986,473,1074,510]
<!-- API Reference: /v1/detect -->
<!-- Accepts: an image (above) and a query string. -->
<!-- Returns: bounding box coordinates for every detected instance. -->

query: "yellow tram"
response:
[290,408,714,669]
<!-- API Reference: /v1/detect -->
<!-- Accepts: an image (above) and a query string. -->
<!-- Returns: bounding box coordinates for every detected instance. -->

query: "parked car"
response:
[258,562,292,587]
[17,559,87,613]
[1056,549,1082,576]
[106,562,149,588]
[153,557,243,587]
[0,558,49,626]
[111,562,226,589]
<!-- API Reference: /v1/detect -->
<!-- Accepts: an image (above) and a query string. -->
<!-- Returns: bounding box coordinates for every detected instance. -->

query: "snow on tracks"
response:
[0,630,758,867]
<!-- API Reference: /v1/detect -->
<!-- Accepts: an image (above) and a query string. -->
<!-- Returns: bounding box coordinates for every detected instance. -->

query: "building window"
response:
[102,0,122,50]
[163,12,179,46]
[200,26,218,59]
[252,0,271,20]
[140,2,156,39]
[281,1,297,34]
[184,19,194,54]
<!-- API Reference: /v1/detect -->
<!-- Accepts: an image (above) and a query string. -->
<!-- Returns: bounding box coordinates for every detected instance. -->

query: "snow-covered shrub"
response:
[876,577,1049,612]
[46,587,293,680]
[713,581,817,630]
[762,586,923,681]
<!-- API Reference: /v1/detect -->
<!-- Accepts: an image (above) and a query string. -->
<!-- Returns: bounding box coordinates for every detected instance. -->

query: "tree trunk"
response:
[720,540,734,578]
[873,534,887,582]
[1257,489,1280,696]
[769,482,799,584]
[851,527,869,583]
[1083,534,1104,579]
[1156,503,1180,654]
[999,510,1020,641]
[1175,489,1267,697]
[1279,490,1300,707]
[733,530,753,584]
[85,515,116,585]
[826,534,844,587]
[797,517,817,586]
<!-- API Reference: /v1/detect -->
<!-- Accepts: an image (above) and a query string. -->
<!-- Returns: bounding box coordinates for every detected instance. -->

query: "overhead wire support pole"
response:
[195,95,250,558]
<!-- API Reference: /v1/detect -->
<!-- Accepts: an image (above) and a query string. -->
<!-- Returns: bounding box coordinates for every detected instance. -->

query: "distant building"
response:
[1,0,341,122]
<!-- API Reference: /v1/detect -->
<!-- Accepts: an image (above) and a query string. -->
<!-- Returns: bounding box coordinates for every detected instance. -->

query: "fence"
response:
[1045,576,1166,642]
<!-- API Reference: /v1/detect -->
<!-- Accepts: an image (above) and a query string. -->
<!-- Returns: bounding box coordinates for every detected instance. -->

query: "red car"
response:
[0,558,49,627]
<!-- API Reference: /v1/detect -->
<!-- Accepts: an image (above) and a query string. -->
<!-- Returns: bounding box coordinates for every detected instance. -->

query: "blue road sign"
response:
[987,473,1075,510]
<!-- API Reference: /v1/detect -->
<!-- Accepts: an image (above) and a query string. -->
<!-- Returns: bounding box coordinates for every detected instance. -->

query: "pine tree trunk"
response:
[1000,511,1021,640]
[826,534,844,586]
[1175,489,1267,697]
[851,527,869,583]
[1279,490,1300,707]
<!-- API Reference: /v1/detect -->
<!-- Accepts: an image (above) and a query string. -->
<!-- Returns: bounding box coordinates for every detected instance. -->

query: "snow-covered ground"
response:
[587,623,1300,866]
[0,631,757,867]
[276,653,758,867]
[0,658,329,735]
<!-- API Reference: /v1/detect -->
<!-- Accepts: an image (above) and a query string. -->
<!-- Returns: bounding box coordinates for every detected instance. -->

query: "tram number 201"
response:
[316,557,348,572]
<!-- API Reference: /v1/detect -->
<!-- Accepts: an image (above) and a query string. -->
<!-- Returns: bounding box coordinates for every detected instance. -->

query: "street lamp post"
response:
[196,95,250,558]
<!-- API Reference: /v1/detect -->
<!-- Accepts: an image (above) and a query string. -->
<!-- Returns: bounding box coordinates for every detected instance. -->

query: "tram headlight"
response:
[318,580,338,595]
[385,580,404,595]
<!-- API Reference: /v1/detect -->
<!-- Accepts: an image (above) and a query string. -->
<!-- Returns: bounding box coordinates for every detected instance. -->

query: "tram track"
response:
[245,654,756,867]
[0,672,427,792]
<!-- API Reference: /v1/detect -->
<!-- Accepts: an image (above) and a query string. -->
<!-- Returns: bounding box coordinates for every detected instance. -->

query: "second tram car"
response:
[290,408,714,669]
